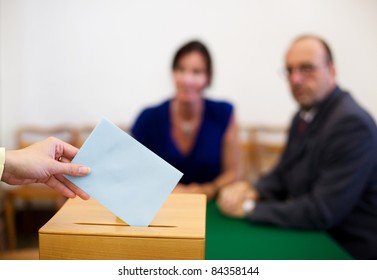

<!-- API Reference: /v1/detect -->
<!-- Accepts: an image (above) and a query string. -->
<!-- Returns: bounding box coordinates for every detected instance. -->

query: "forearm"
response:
[213,168,241,188]
[174,182,217,201]
[176,174,236,201]
[198,168,242,201]
[219,111,242,188]
[247,196,329,230]
[254,167,286,200]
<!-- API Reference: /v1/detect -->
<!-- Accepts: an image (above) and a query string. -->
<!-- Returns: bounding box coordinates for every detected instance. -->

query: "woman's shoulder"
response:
[131,99,171,135]
[204,98,234,128]
[137,99,171,119]
[205,98,234,115]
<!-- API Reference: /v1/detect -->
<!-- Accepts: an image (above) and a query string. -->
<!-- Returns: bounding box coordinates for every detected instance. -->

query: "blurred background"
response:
[1,0,377,148]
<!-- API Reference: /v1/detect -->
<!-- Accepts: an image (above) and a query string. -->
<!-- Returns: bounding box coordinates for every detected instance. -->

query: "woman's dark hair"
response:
[172,40,213,86]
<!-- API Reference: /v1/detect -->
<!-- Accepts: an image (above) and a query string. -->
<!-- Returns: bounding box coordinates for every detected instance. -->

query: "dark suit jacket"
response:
[249,86,377,259]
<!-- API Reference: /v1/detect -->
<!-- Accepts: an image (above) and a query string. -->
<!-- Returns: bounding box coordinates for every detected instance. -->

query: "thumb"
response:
[55,162,91,177]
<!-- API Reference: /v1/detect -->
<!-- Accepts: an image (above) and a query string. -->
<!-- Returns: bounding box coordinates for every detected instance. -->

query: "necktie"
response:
[297,117,308,135]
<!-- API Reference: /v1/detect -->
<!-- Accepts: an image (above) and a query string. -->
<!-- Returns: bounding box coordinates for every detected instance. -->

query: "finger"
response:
[45,176,77,199]
[60,140,80,161]
[217,198,232,216]
[57,156,70,163]
[48,137,78,161]
[52,162,91,177]
[56,156,90,178]
[55,174,90,200]
[219,187,237,206]
[217,190,231,208]
[226,190,245,209]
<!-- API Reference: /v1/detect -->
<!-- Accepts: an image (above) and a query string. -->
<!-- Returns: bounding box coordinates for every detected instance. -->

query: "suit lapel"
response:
[281,121,308,167]
[281,87,345,168]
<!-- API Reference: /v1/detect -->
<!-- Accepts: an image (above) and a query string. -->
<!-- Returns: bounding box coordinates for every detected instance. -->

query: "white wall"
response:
[1,0,377,148]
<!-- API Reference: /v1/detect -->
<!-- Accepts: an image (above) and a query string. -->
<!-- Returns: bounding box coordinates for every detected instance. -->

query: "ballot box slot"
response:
[74,222,177,228]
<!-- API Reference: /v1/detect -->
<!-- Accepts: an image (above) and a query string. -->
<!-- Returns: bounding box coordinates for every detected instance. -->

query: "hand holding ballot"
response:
[0,137,91,199]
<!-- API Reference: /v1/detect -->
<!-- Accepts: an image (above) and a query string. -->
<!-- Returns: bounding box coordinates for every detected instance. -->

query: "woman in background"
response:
[131,40,241,200]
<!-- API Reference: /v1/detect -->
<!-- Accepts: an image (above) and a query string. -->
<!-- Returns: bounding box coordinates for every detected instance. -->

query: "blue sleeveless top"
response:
[131,98,233,184]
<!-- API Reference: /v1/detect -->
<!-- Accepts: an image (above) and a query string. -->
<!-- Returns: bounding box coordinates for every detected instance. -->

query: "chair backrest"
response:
[16,125,79,148]
[239,126,257,181]
[239,125,287,181]
[75,125,95,148]
[75,124,129,148]
[0,189,6,251]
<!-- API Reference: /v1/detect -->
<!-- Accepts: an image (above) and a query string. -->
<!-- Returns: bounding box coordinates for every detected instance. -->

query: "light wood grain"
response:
[39,194,206,259]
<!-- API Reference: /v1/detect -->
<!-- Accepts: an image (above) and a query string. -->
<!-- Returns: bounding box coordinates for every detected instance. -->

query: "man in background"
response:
[217,35,377,259]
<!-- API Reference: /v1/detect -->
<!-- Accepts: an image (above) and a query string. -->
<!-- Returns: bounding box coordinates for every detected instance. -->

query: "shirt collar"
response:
[299,108,316,123]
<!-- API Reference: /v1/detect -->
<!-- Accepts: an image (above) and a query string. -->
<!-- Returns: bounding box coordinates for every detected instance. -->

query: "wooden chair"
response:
[239,125,287,181]
[0,247,39,260]
[239,126,257,181]
[76,125,95,148]
[0,189,7,251]
[3,125,79,250]
[76,123,129,148]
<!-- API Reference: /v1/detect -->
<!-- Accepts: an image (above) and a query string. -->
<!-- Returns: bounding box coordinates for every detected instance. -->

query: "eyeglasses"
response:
[283,63,324,78]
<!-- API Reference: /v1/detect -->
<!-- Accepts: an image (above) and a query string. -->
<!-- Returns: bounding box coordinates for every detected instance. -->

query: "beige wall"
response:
[1,0,377,148]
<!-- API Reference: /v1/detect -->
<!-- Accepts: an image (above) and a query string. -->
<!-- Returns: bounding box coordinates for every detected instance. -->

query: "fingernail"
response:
[79,166,91,174]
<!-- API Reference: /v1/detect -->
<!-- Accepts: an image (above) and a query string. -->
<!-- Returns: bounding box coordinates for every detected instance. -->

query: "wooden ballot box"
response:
[39,194,206,260]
